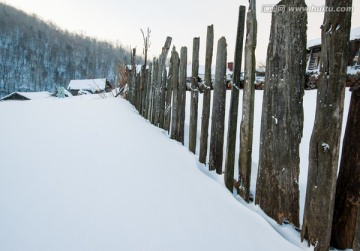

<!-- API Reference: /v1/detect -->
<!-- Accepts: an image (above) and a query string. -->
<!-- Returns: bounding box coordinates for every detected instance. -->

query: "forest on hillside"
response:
[0,3,142,98]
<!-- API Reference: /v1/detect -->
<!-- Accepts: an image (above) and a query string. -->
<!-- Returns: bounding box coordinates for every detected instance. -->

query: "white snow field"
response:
[0,90,350,251]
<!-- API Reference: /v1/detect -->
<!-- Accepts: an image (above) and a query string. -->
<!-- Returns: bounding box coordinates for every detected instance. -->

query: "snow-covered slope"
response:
[0,90,350,251]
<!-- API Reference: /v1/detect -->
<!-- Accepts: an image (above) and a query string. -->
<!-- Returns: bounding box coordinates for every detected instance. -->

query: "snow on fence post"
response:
[199,24,214,164]
[151,59,159,124]
[155,37,172,128]
[144,62,152,119]
[189,37,200,154]
[209,37,227,174]
[331,86,360,250]
[238,2,256,201]
[170,47,180,139]
[224,5,245,192]
[301,0,352,249]
[178,47,188,145]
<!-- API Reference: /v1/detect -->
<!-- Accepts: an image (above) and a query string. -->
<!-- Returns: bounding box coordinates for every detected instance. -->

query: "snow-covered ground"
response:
[0,89,351,251]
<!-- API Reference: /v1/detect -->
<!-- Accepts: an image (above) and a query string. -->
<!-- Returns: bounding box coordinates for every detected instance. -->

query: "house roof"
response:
[0,91,52,101]
[307,26,360,49]
[68,79,109,92]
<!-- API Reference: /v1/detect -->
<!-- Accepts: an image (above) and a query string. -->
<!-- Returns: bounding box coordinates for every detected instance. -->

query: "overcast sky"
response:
[3,0,360,67]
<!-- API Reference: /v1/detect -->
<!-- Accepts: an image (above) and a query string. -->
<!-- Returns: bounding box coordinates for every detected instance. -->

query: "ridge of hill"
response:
[0,3,141,98]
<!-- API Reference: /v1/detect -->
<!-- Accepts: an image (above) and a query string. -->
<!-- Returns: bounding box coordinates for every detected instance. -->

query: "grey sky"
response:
[3,0,360,67]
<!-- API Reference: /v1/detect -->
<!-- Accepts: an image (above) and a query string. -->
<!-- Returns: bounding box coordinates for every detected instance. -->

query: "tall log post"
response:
[170,48,180,140]
[155,37,172,127]
[223,6,246,191]
[151,59,159,124]
[331,85,360,250]
[189,37,200,154]
[256,0,307,228]
[238,1,256,201]
[301,0,352,249]
[144,62,152,119]
[178,47,188,145]
[209,37,227,174]
[354,210,360,251]
[199,25,214,164]
[164,68,172,131]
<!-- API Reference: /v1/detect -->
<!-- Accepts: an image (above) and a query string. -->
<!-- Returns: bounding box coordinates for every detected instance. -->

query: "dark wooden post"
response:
[238,2,256,200]
[209,37,227,174]
[301,0,352,249]
[129,48,137,105]
[164,68,172,131]
[199,25,214,164]
[155,37,172,126]
[256,0,307,228]
[178,47,188,145]
[331,86,360,250]
[223,6,246,191]
[151,59,159,124]
[135,71,141,111]
[189,37,200,154]
[145,62,152,119]
[354,211,360,251]
[170,47,180,140]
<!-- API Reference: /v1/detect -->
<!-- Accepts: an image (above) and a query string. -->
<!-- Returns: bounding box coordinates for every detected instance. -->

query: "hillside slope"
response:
[0,95,312,251]
[0,3,139,98]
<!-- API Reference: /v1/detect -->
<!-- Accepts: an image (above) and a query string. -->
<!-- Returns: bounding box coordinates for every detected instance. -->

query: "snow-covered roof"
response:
[68,79,108,91]
[1,91,52,101]
[307,26,360,49]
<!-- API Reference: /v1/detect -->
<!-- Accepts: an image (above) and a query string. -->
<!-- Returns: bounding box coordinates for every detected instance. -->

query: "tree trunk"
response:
[199,25,214,164]
[256,0,307,228]
[238,1,256,201]
[331,86,360,249]
[189,37,200,154]
[301,0,352,250]
[170,48,180,140]
[178,47,188,145]
[224,5,246,191]
[155,37,172,127]
[209,37,227,174]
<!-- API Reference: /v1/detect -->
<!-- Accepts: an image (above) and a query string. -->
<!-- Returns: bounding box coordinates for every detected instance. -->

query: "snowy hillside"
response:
[0,90,351,251]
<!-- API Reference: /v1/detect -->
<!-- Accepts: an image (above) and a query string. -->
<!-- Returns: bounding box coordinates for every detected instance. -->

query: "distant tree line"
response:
[0,3,141,97]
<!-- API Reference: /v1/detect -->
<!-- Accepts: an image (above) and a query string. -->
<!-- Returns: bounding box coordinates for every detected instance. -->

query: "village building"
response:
[0,91,52,101]
[306,26,360,74]
[67,78,113,96]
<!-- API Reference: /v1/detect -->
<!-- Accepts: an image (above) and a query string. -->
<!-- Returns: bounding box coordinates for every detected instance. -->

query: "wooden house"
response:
[0,91,52,101]
[67,78,113,96]
[306,26,360,74]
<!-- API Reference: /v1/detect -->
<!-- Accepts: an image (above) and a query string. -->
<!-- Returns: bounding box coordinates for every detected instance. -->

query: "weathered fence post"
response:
[238,1,257,201]
[209,37,227,174]
[170,47,180,139]
[331,86,360,250]
[178,47,188,144]
[223,6,246,191]
[256,0,307,228]
[164,68,172,131]
[301,0,352,249]
[189,37,200,154]
[135,71,141,110]
[151,59,159,124]
[128,48,136,105]
[145,62,152,119]
[155,37,172,127]
[354,211,360,251]
[199,25,214,164]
